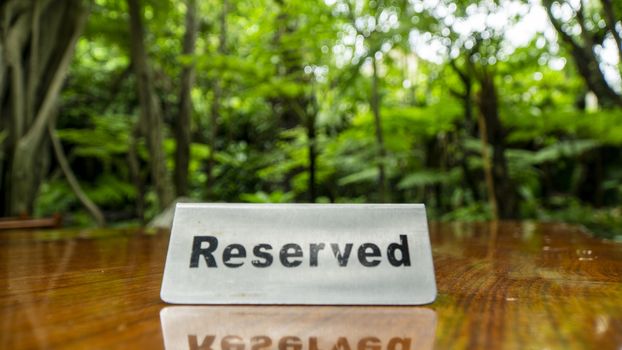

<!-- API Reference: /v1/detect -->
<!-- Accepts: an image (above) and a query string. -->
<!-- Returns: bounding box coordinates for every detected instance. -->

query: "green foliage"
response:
[57,114,133,160]
[398,169,460,190]
[536,197,622,240]
[25,0,620,239]
[85,175,137,206]
[528,140,601,164]
[339,168,378,186]
[240,191,295,203]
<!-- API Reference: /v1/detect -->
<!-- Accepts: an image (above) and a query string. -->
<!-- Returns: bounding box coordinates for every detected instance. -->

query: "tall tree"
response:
[337,0,408,202]
[174,0,198,197]
[543,0,622,206]
[476,69,517,219]
[0,0,87,215]
[543,0,622,108]
[271,0,319,201]
[306,93,318,202]
[205,0,228,198]
[127,0,174,209]
[370,54,388,202]
[421,0,520,218]
[448,58,482,202]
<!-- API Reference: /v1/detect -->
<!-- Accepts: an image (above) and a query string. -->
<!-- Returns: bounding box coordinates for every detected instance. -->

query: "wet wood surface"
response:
[1,222,621,349]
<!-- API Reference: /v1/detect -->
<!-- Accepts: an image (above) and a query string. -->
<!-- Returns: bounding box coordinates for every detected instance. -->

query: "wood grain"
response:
[1,222,621,349]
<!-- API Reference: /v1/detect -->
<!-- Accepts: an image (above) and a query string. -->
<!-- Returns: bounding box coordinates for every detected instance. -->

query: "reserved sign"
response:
[160,204,436,305]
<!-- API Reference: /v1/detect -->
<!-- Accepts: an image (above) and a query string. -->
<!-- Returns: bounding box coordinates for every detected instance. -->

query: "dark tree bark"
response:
[127,0,174,210]
[0,0,87,216]
[128,125,145,222]
[371,55,388,203]
[476,72,519,219]
[174,0,198,197]
[306,96,318,202]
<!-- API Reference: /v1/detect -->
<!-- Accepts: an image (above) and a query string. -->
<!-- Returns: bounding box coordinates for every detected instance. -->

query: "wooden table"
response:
[1,222,621,349]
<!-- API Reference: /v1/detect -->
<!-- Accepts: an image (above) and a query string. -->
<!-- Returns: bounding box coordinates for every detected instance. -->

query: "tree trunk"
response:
[477,103,499,220]
[174,0,198,197]
[127,0,174,210]
[307,98,317,203]
[0,0,87,216]
[205,0,228,199]
[477,72,518,220]
[128,125,145,222]
[371,55,388,203]
[449,59,481,201]
[270,0,319,201]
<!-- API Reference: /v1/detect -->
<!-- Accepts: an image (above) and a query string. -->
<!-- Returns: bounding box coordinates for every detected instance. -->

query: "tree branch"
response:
[601,0,622,70]
[575,0,594,49]
[48,122,106,227]
[543,0,582,53]
[449,58,470,87]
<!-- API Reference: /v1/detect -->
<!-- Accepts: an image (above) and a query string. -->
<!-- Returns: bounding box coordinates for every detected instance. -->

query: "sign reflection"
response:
[160,306,436,350]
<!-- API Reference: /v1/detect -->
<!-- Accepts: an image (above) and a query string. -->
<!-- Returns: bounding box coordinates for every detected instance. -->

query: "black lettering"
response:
[223,244,246,268]
[252,244,274,267]
[331,243,353,266]
[357,337,381,350]
[387,338,411,350]
[222,336,245,350]
[332,337,352,350]
[251,336,272,350]
[309,337,320,350]
[358,243,381,267]
[387,235,411,267]
[188,335,215,350]
[310,243,326,267]
[279,336,302,350]
[280,244,303,267]
[190,236,219,268]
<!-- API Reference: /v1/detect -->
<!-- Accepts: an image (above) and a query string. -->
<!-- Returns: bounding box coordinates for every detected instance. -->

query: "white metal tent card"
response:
[160,203,436,305]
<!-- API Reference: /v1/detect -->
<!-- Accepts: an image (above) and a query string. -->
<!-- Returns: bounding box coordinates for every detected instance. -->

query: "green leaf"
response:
[338,168,378,186]
[398,169,458,189]
[532,140,600,164]
[239,191,294,203]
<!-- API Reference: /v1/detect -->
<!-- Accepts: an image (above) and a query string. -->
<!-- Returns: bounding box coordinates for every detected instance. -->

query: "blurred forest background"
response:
[1,0,622,238]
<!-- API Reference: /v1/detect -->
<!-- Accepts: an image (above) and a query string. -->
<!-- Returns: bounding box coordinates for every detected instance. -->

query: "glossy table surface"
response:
[1,221,621,349]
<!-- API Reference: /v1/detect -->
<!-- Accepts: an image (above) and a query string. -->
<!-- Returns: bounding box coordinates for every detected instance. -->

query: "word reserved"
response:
[189,235,411,268]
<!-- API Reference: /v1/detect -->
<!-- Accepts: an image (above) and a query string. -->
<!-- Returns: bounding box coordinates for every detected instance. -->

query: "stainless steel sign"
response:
[160,204,436,304]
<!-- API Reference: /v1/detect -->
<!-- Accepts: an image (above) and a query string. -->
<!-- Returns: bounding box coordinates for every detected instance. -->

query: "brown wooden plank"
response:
[0,222,621,349]
[0,214,62,230]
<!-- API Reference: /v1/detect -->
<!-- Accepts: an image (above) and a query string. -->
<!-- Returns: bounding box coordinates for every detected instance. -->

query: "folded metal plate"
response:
[160,204,436,305]
[160,306,437,350]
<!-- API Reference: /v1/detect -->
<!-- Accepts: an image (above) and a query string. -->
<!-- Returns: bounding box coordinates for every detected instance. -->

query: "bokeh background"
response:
[1,0,621,238]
